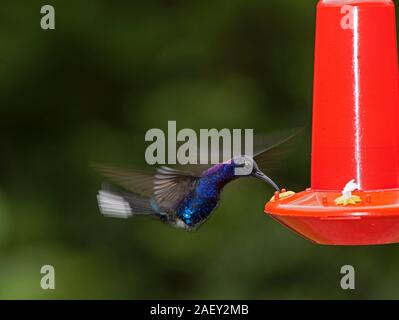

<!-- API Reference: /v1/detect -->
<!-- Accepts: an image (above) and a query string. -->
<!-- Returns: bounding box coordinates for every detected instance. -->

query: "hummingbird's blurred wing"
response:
[153,166,199,211]
[174,128,302,175]
[94,164,199,212]
[94,164,155,198]
[253,128,303,171]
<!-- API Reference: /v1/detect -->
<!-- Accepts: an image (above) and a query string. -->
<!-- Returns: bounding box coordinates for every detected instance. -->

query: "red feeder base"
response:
[265,189,399,246]
[265,0,399,246]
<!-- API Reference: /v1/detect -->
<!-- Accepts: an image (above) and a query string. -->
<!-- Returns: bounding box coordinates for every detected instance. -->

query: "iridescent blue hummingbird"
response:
[96,131,295,231]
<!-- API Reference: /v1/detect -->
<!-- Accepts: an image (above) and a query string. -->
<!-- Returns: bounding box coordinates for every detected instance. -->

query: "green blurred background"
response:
[0,0,398,299]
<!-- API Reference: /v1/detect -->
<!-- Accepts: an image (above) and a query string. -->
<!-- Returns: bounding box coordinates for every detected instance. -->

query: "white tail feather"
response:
[97,190,132,219]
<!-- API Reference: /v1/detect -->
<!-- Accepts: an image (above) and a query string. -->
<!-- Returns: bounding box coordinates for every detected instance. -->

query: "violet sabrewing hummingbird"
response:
[96,132,295,231]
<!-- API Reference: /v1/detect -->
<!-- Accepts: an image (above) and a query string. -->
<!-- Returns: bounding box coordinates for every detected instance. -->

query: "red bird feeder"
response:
[265,0,399,245]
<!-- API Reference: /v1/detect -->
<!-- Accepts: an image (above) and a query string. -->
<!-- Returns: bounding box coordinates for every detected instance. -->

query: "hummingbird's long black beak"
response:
[252,169,280,191]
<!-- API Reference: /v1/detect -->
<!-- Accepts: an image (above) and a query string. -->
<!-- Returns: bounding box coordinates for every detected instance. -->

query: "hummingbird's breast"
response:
[177,164,235,228]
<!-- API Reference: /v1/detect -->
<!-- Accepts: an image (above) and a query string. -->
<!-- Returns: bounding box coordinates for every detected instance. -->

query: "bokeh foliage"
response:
[0,0,398,299]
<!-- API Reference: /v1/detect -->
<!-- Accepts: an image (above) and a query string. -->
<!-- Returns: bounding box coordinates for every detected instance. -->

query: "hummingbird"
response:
[96,131,296,231]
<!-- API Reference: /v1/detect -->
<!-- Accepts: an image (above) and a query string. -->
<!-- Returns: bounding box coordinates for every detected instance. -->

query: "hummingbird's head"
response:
[232,155,280,191]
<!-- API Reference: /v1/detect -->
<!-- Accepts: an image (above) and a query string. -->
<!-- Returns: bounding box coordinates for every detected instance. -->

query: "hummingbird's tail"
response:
[97,184,157,219]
